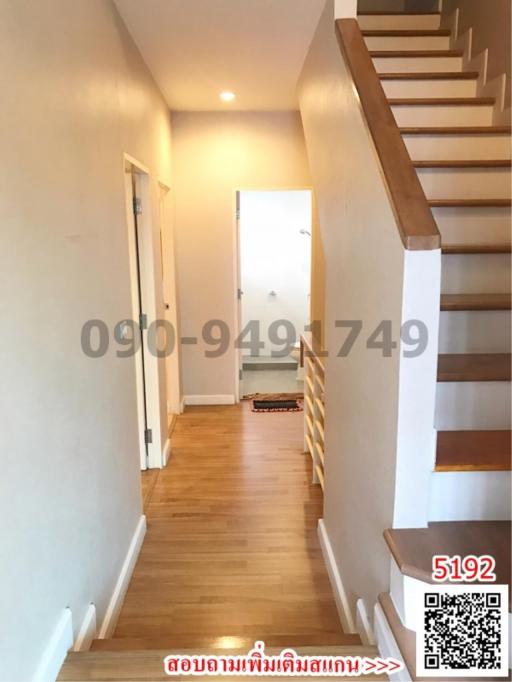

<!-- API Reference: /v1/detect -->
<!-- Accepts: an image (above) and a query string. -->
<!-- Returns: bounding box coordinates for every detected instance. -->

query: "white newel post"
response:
[334,0,357,18]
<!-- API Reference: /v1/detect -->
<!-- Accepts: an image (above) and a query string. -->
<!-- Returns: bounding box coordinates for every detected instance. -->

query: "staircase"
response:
[359,7,511,515]
[357,8,511,680]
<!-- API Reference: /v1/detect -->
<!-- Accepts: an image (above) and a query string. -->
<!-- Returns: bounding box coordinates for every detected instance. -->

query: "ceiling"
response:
[115,0,325,111]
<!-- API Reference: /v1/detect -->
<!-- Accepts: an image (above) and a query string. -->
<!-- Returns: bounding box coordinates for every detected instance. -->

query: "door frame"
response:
[158,181,182,420]
[124,153,163,470]
[233,186,314,402]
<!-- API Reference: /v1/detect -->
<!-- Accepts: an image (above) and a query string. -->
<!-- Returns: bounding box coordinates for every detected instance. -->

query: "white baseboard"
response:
[73,603,97,652]
[33,608,73,682]
[374,603,410,682]
[184,394,235,406]
[356,598,375,646]
[162,438,171,467]
[98,515,146,639]
[317,519,356,633]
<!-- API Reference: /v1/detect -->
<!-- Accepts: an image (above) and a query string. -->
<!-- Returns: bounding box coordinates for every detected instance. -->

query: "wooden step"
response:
[381,71,478,80]
[91,632,361,652]
[437,353,511,382]
[384,521,511,590]
[436,430,512,471]
[414,159,511,168]
[59,646,384,681]
[440,293,512,310]
[401,125,512,134]
[363,29,450,37]
[389,97,495,106]
[370,49,462,57]
[359,11,441,16]
[441,243,512,254]
[429,198,512,207]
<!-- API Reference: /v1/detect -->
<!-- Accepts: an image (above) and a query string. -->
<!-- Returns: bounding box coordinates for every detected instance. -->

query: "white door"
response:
[159,184,181,417]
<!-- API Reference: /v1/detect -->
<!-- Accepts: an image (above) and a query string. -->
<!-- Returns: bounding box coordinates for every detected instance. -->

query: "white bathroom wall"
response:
[239,190,312,356]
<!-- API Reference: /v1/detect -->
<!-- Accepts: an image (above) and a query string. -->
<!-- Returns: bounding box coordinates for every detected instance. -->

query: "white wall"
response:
[172,112,311,400]
[240,190,312,356]
[0,1,172,678]
[298,0,440,624]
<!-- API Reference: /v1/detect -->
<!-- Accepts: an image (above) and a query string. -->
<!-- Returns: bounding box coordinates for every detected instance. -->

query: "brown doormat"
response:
[252,399,303,413]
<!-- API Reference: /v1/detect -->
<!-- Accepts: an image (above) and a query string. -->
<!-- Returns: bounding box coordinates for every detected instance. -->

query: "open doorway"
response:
[237,189,312,398]
[123,155,164,471]
[159,182,182,442]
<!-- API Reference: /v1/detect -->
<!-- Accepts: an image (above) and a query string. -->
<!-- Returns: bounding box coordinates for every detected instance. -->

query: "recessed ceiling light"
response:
[219,91,236,102]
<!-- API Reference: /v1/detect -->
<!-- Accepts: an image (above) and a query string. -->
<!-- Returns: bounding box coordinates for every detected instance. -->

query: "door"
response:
[131,173,151,469]
[159,183,181,418]
[235,191,244,399]
[124,160,163,470]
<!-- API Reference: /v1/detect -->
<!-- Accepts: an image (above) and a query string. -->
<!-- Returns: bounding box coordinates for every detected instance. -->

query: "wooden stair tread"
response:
[441,244,512,254]
[437,353,511,382]
[59,646,383,681]
[401,125,512,134]
[414,159,511,168]
[91,632,361,651]
[429,199,512,207]
[436,430,511,471]
[371,49,463,58]
[383,522,511,594]
[381,71,478,80]
[359,11,440,16]
[441,293,512,310]
[389,97,495,105]
[363,29,450,36]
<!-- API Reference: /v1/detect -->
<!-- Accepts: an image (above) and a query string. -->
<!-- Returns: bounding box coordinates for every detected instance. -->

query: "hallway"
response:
[105,403,358,650]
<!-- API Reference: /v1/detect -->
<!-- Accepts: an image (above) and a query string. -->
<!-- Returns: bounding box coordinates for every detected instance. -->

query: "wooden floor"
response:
[112,403,356,650]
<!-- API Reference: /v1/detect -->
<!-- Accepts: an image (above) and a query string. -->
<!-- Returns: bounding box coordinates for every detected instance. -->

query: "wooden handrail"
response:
[335,19,441,251]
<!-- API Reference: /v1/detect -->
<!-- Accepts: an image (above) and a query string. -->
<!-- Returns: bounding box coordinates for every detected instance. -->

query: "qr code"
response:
[417,585,509,678]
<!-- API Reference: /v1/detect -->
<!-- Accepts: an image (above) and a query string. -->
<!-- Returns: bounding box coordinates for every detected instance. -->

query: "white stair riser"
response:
[365,35,450,51]
[429,471,512,521]
[383,79,477,98]
[404,134,512,160]
[432,206,512,246]
[389,560,425,632]
[439,311,512,353]
[373,55,463,73]
[442,253,511,294]
[357,15,441,30]
[392,104,494,126]
[417,168,511,200]
[435,381,512,430]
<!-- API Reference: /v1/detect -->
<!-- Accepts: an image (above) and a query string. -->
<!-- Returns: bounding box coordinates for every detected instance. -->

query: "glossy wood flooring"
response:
[111,403,357,650]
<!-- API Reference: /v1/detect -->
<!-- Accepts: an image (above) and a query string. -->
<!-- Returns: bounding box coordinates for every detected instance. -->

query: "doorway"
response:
[123,155,164,470]
[159,182,182,442]
[236,189,312,398]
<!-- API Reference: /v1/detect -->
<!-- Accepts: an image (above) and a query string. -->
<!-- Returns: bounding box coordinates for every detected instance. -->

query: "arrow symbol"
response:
[385,658,404,674]
[363,656,403,675]
[363,658,377,673]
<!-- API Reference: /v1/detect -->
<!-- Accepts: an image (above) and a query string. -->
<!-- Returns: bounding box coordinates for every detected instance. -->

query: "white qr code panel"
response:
[417,585,509,678]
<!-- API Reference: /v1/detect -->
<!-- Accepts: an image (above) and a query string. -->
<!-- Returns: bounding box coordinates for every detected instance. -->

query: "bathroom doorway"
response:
[236,189,312,398]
